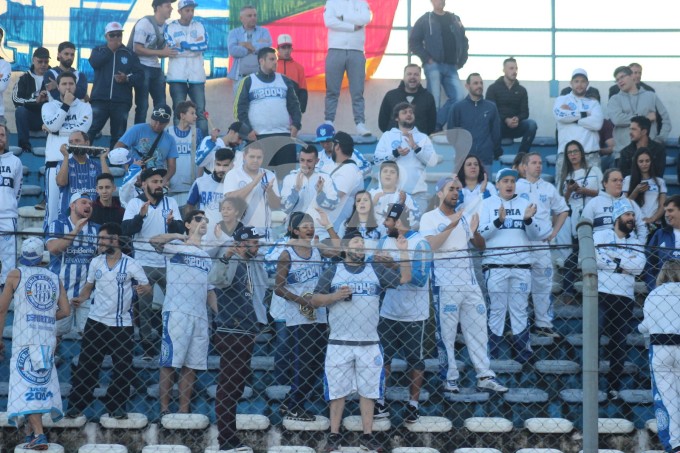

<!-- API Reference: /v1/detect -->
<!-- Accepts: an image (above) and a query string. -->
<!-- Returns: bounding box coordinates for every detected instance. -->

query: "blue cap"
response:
[495,168,519,182]
[435,176,455,192]
[19,237,44,266]
[314,124,335,143]
[612,199,634,222]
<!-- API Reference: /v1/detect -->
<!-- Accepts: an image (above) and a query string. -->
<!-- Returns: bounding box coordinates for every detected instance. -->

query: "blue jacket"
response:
[645,227,680,291]
[88,44,143,105]
[447,96,501,166]
[409,11,468,68]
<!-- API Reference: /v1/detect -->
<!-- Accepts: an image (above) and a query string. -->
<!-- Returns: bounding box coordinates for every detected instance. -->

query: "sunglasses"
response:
[278,44,292,49]
[152,109,171,120]
[193,215,209,224]
[108,32,123,38]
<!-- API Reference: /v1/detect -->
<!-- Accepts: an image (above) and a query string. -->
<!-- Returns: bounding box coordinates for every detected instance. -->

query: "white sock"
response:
[409,400,419,409]
[377,398,385,406]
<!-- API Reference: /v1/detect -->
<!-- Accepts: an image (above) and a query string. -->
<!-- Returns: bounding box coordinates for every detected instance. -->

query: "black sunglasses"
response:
[108,32,123,38]
[193,215,209,224]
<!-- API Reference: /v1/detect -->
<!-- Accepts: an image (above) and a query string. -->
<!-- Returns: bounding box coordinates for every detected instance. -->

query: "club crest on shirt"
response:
[24,274,58,311]
[116,272,128,284]
[162,209,171,218]
[16,348,53,386]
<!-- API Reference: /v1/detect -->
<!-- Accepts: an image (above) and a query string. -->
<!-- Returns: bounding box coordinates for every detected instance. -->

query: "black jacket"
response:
[12,68,45,112]
[378,81,437,135]
[409,11,468,68]
[89,44,143,105]
[619,140,666,178]
[485,77,529,121]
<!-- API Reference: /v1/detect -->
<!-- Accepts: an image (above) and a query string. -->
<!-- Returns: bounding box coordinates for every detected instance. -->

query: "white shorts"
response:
[323,343,384,401]
[160,311,209,370]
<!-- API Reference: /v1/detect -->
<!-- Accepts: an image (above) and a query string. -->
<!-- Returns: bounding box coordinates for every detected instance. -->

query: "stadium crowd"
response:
[1,0,680,452]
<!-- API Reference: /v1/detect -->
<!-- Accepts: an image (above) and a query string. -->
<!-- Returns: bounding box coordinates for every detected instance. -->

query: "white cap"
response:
[20,237,45,266]
[178,0,198,9]
[571,68,588,80]
[109,147,131,166]
[69,192,92,205]
[277,34,293,46]
[105,22,124,35]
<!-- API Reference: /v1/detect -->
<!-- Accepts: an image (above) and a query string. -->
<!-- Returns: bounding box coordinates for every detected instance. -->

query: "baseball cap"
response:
[108,147,131,165]
[151,104,172,124]
[277,34,293,46]
[314,124,335,143]
[140,167,168,182]
[333,131,354,148]
[435,176,455,192]
[69,192,93,205]
[234,225,264,241]
[571,68,588,80]
[386,203,405,221]
[105,22,124,35]
[612,199,635,222]
[152,0,176,7]
[19,237,45,266]
[496,168,519,182]
[33,47,50,59]
[178,0,197,9]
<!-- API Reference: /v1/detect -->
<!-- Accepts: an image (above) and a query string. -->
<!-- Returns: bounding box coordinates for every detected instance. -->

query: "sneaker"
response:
[325,433,342,453]
[609,390,620,400]
[25,433,49,450]
[110,408,128,420]
[356,122,372,137]
[373,401,389,419]
[34,199,46,210]
[65,407,82,418]
[476,377,509,393]
[324,120,335,127]
[533,326,561,339]
[359,433,384,453]
[284,406,316,422]
[24,433,35,444]
[403,404,420,423]
[219,443,251,452]
[443,379,460,393]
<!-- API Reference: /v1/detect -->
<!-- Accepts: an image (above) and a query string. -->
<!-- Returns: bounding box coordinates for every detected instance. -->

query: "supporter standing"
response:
[374,102,436,215]
[323,0,373,136]
[552,68,603,188]
[639,259,680,453]
[311,230,410,453]
[122,167,184,358]
[516,153,569,338]
[88,22,144,149]
[325,132,364,231]
[486,57,537,154]
[376,204,434,422]
[185,147,234,231]
[55,131,110,218]
[313,123,371,179]
[165,0,209,136]
[41,72,93,226]
[167,100,204,204]
[409,0,468,130]
[65,223,150,420]
[456,155,496,211]
[622,149,667,237]
[448,74,501,168]
[12,47,50,153]
[90,173,126,226]
[338,190,382,254]
[0,238,70,449]
[42,42,88,101]
[0,124,22,287]
[593,199,646,399]
[619,115,666,178]
[0,27,11,126]
[130,0,176,124]
[645,196,680,291]
[151,210,215,417]
[479,168,549,363]
[369,161,420,228]
[46,193,99,336]
[212,225,268,451]
[420,177,507,394]
[378,64,437,135]
[227,5,272,91]
[276,34,308,114]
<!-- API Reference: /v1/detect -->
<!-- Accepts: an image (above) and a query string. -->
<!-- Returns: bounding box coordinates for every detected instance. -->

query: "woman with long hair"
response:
[339,190,382,241]
[623,148,667,236]
[455,155,496,212]
[560,140,603,236]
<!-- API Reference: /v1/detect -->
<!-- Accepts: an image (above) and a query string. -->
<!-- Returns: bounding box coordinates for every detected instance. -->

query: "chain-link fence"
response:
[1,223,677,453]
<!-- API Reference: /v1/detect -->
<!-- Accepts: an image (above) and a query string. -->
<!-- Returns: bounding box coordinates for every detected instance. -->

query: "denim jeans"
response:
[169,82,208,136]
[501,119,538,153]
[89,101,131,148]
[15,106,43,149]
[425,62,464,129]
[134,65,166,124]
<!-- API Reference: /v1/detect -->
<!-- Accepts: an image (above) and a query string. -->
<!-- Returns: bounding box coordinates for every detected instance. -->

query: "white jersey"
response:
[622,176,667,221]
[87,254,149,327]
[580,192,648,243]
[247,72,290,135]
[187,173,224,245]
[378,231,432,322]
[368,188,420,228]
[11,266,61,351]
[593,229,645,298]
[327,161,363,230]
[516,178,569,241]
[553,93,603,154]
[0,151,23,218]
[315,261,399,342]
[563,166,603,221]
[373,127,436,195]
[316,149,372,178]
[270,246,326,327]
[162,240,213,320]
[123,196,182,268]
[457,183,497,214]
[41,99,93,162]
[639,282,680,336]
[222,165,279,239]
[133,17,165,68]
[420,209,478,286]
[167,125,199,193]
[478,194,550,265]
[164,19,208,84]
[281,169,338,216]
[46,217,99,299]
[0,59,11,117]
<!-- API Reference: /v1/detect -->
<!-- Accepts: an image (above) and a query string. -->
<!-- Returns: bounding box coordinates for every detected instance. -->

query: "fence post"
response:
[577,218,598,453]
